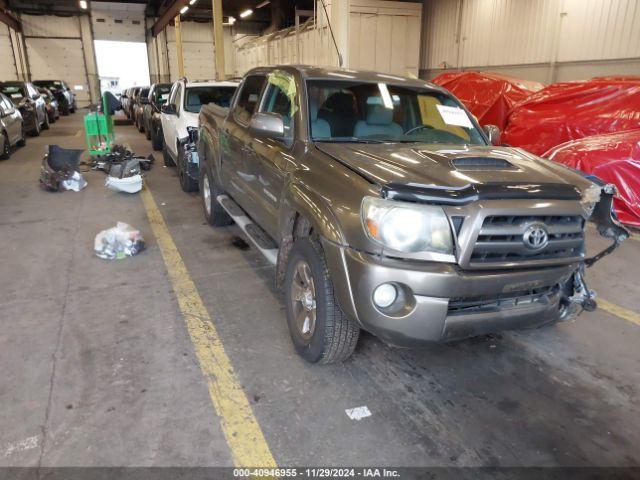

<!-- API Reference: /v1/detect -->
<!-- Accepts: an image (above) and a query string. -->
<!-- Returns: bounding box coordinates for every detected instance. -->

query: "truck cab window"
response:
[234,75,266,125]
[260,83,294,145]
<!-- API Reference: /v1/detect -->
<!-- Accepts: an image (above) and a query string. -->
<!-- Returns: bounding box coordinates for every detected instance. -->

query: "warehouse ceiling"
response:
[2,0,315,30]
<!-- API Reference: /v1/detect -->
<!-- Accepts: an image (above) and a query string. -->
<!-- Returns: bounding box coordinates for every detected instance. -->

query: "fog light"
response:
[373,283,397,308]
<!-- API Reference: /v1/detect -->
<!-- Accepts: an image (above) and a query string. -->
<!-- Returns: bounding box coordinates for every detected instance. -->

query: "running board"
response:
[217,194,278,265]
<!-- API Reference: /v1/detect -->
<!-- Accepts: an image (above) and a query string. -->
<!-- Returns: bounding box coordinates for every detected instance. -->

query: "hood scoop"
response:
[452,157,516,171]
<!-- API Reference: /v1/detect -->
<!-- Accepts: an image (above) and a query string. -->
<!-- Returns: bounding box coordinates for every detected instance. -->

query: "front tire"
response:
[17,125,26,147]
[200,167,232,227]
[145,120,151,140]
[42,111,50,130]
[30,118,40,137]
[284,237,360,364]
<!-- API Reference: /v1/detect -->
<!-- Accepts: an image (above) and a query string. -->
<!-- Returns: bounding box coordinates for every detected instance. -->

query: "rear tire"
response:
[284,237,360,364]
[201,167,232,227]
[162,141,175,167]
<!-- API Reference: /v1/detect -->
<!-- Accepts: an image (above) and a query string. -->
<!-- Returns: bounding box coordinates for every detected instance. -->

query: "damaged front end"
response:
[559,182,629,321]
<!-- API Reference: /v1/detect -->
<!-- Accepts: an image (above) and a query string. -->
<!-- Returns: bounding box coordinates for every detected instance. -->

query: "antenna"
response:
[318,0,343,67]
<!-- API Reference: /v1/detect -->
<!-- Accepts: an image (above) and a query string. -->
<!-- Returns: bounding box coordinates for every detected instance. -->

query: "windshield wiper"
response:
[315,137,387,144]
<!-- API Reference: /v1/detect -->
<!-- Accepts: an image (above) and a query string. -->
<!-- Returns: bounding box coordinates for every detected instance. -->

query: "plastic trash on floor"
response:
[40,145,86,192]
[105,174,143,193]
[60,170,87,192]
[94,222,145,260]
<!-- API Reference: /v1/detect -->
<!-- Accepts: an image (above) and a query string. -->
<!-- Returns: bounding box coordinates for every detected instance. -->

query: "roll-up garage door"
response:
[21,14,91,106]
[166,21,216,81]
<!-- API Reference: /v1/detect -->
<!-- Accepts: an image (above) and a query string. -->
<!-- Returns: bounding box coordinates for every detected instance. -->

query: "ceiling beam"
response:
[151,0,190,37]
[0,7,20,31]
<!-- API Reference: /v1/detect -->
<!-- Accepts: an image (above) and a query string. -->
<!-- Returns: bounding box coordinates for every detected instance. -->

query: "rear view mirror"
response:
[249,112,284,140]
[161,104,177,115]
[483,124,501,146]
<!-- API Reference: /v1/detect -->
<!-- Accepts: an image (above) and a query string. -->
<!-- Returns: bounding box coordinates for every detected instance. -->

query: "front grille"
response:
[470,215,584,265]
[448,285,559,315]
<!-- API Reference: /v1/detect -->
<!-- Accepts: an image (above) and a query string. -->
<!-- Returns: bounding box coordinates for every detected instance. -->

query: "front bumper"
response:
[323,241,577,347]
[19,108,37,131]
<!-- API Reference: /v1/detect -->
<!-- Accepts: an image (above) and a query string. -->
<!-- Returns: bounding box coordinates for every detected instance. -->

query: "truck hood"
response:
[316,142,590,195]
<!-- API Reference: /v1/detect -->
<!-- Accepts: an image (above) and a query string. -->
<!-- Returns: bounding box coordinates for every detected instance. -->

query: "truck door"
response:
[250,75,298,239]
[162,82,182,158]
[223,74,266,219]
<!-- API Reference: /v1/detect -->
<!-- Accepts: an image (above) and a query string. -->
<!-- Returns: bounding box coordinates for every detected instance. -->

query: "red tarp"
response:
[431,71,544,130]
[544,129,640,227]
[503,78,640,156]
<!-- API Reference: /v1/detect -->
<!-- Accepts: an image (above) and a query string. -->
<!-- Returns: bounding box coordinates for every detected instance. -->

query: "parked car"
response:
[37,87,60,124]
[133,86,150,133]
[143,83,172,150]
[197,66,629,364]
[161,78,238,191]
[33,80,76,115]
[120,88,131,117]
[0,81,48,135]
[0,93,25,159]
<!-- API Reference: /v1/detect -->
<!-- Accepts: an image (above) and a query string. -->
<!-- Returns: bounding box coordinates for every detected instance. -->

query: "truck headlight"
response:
[361,196,453,254]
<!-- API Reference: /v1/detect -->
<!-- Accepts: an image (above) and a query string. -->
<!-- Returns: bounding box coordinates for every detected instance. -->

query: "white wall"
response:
[421,0,640,82]
[235,0,422,77]
[0,25,18,80]
[165,20,235,81]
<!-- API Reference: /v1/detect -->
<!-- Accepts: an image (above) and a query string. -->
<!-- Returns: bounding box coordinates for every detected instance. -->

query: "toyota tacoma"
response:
[197,66,628,364]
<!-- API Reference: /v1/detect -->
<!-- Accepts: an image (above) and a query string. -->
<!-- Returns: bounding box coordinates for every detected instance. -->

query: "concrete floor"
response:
[0,112,639,468]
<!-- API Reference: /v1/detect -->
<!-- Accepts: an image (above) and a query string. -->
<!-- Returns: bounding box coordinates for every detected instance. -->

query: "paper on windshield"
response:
[436,105,473,128]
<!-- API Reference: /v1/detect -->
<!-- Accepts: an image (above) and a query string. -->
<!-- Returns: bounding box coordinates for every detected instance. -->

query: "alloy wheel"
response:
[290,260,317,339]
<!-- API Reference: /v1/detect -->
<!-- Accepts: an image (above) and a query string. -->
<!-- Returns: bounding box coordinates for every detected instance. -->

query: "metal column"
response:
[211,0,225,80]
[174,14,185,78]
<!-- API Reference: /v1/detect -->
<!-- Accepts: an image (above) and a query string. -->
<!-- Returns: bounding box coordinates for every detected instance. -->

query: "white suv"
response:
[161,78,238,191]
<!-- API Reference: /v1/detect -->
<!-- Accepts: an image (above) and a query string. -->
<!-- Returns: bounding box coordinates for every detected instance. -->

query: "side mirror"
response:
[249,112,284,140]
[483,124,501,146]
[161,104,177,115]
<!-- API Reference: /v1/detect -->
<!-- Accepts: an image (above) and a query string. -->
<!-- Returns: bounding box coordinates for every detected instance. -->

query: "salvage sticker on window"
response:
[436,105,473,128]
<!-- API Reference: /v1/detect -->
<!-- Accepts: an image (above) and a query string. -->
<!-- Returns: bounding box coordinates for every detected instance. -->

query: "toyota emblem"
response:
[523,224,549,250]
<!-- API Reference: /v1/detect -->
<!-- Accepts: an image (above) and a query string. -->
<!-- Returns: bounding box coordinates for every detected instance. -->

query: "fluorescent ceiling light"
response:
[228,16,236,25]
[378,83,394,109]
[239,9,253,18]
[256,0,270,7]
[189,0,197,4]
[79,0,88,9]
[180,5,188,14]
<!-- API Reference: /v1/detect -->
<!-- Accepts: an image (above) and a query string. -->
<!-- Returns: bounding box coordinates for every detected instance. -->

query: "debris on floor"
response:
[92,145,152,194]
[94,222,145,260]
[345,406,372,421]
[39,145,87,192]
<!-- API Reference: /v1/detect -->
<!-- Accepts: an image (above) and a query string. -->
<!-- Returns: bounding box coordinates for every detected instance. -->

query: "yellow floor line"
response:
[597,298,640,326]
[140,186,277,468]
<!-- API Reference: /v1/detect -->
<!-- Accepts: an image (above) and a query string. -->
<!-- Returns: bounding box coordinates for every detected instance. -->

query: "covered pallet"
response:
[431,71,543,130]
[504,78,640,156]
[545,129,640,227]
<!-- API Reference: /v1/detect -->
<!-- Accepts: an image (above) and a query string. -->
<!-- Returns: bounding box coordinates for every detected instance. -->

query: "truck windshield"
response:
[154,85,171,105]
[184,86,236,113]
[307,80,486,145]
